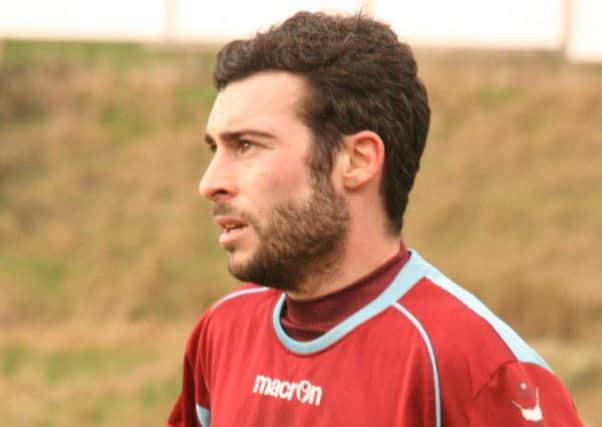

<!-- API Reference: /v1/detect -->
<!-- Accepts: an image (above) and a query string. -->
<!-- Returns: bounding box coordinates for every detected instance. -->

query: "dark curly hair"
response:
[213,11,430,234]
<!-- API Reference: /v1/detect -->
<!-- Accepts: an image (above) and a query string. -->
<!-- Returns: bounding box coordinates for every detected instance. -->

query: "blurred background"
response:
[0,0,601,425]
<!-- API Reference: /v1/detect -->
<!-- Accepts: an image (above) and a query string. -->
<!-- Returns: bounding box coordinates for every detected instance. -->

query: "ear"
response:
[339,130,385,190]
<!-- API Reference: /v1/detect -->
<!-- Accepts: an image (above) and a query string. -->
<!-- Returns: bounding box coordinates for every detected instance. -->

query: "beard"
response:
[222,172,350,292]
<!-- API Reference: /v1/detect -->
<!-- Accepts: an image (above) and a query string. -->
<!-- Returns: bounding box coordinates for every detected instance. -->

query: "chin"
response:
[226,250,253,276]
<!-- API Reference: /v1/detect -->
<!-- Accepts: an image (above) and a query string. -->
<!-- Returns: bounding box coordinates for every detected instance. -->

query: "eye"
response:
[238,140,254,153]
[207,142,217,154]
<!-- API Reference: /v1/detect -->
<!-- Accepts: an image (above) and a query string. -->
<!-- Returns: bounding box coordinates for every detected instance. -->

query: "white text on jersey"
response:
[252,375,323,406]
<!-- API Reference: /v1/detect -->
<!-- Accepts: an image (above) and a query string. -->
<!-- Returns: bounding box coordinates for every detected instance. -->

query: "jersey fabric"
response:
[280,247,410,340]
[167,250,583,426]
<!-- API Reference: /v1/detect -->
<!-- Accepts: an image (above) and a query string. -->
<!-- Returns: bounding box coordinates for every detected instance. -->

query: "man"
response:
[167,11,583,426]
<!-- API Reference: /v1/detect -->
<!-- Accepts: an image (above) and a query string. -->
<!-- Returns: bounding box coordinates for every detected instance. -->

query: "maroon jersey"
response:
[167,250,582,426]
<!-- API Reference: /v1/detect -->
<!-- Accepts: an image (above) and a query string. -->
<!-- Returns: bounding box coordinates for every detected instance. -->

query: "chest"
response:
[200,312,436,427]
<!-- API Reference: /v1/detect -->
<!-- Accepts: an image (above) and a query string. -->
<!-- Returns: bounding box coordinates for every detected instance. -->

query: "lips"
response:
[214,215,249,246]
[215,215,247,230]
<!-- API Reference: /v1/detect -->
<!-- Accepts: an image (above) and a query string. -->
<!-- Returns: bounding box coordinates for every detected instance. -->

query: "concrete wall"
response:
[0,0,600,62]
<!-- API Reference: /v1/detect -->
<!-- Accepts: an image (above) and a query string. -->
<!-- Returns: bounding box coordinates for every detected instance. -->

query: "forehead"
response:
[207,71,309,137]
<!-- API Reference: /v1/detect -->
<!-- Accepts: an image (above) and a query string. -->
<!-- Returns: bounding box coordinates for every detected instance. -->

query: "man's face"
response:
[200,72,349,291]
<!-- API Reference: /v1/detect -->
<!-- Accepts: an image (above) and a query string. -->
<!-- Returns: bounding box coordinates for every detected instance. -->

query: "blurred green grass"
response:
[0,321,183,426]
[0,41,601,426]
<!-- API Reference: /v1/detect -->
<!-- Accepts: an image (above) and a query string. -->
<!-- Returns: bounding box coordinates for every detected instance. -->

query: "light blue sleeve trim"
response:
[210,286,269,311]
[392,302,442,427]
[272,250,430,354]
[272,249,550,372]
[196,404,210,427]
[411,251,552,371]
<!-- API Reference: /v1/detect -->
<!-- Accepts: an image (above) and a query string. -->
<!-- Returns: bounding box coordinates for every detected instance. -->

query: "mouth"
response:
[215,216,249,246]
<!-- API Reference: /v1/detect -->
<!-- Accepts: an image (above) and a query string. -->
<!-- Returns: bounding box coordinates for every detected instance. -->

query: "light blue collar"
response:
[272,250,428,354]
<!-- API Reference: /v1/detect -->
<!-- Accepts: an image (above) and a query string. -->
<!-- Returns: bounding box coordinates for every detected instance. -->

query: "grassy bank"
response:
[1,41,601,425]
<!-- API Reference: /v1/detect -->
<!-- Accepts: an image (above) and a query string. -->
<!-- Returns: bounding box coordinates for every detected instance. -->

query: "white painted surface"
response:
[0,0,601,62]
[174,0,364,42]
[566,0,602,62]
[373,0,564,49]
[0,0,165,41]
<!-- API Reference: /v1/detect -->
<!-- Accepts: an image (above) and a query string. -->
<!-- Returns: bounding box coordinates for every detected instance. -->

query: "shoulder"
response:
[208,283,274,313]
[395,251,551,397]
[195,282,278,328]
[183,283,279,357]
[386,251,586,424]
[470,360,582,425]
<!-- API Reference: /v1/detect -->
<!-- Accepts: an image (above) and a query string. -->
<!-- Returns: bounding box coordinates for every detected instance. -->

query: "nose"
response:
[198,152,237,201]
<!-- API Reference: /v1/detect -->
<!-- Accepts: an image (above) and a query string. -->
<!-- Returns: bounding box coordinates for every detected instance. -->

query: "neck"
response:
[285,232,401,301]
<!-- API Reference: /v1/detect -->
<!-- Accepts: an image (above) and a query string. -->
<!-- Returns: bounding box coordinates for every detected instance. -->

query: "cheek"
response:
[246,158,313,200]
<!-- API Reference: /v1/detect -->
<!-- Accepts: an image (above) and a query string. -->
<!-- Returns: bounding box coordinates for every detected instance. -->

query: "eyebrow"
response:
[204,129,276,145]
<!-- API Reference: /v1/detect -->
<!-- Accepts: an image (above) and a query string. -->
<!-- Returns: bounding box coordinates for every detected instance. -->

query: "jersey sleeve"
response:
[166,284,262,427]
[166,353,201,427]
[469,361,583,426]
[166,313,212,427]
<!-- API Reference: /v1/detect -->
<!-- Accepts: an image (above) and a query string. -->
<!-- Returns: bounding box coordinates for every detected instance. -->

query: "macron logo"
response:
[252,375,323,406]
